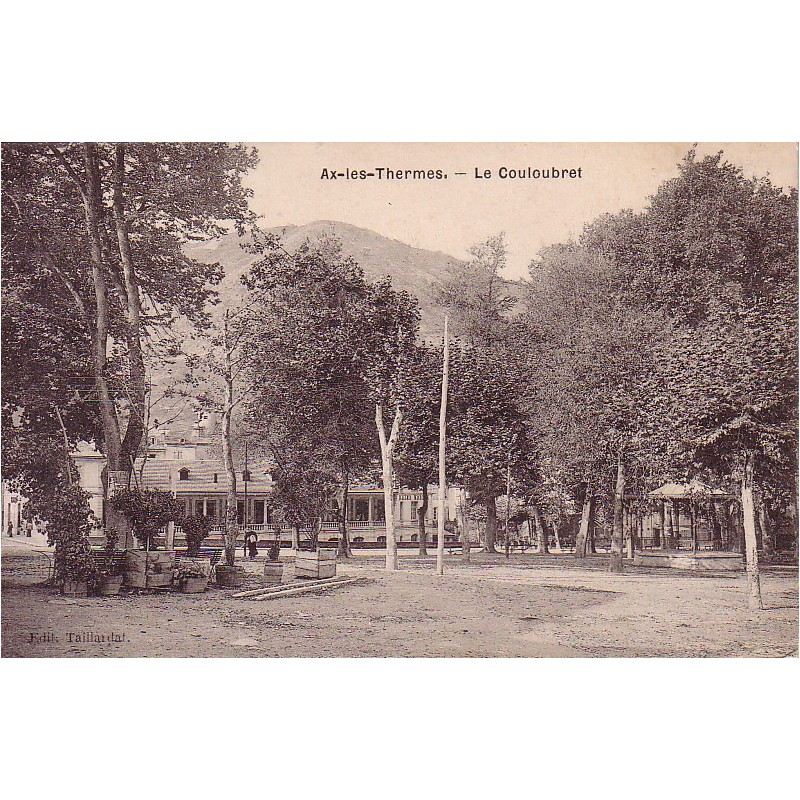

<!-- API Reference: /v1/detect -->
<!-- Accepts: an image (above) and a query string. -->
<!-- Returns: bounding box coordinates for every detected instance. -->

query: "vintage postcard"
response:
[1,142,797,658]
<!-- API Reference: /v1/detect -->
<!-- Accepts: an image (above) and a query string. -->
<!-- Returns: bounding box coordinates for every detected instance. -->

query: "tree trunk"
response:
[111,144,147,470]
[435,316,449,576]
[459,499,470,562]
[77,143,135,548]
[710,503,722,550]
[221,314,238,567]
[552,518,562,551]
[665,499,674,548]
[741,451,763,610]
[310,516,321,551]
[575,492,595,558]
[729,502,744,553]
[337,462,352,558]
[670,500,681,548]
[484,497,498,553]
[376,403,402,571]
[609,457,625,572]
[531,504,548,553]
[221,401,238,567]
[290,525,299,551]
[417,483,429,556]
[758,501,774,561]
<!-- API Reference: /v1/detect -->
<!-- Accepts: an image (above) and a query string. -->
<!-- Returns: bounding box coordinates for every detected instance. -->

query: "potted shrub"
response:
[110,489,183,588]
[92,529,124,596]
[94,555,124,596]
[262,533,283,586]
[175,558,211,593]
[60,536,99,596]
[177,514,213,590]
[36,481,98,596]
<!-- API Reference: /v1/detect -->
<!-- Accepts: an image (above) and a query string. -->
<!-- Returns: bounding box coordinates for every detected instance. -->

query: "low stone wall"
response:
[633,550,743,571]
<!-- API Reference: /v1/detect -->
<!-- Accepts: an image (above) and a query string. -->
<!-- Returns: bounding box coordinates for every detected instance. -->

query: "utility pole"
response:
[436,316,450,576]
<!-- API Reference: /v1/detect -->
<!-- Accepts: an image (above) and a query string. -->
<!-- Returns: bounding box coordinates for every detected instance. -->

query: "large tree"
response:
[2,142,257,542]
[241,233,419,565]
[446,346,536,553]
[517,242,670,569]
[583,150,798,595]
[434,234,528,552]
[394,343,444,556]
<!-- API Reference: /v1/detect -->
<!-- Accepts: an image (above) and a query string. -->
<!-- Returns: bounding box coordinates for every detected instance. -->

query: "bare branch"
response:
[47,144,90,207]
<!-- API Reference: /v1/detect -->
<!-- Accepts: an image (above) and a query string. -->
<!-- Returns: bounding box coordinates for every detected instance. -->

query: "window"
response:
[194,499,204,516]
[253,500,265,525]
[410,501,418,521]
[213,473,218,483]
[179,468,190,481]
[242,469,252,482]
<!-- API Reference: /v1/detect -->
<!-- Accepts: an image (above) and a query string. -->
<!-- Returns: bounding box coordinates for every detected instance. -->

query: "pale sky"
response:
[244,142,798,280]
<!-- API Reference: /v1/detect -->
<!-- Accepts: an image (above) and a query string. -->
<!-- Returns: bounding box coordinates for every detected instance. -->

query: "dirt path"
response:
[2,550,796,657]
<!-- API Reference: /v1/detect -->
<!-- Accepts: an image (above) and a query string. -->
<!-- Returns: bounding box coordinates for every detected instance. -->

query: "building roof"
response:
[648,480,732,499]
[136,459,274,493]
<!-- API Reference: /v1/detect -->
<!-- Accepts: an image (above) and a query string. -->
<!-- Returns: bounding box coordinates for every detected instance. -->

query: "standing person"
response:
[247,530,259,560]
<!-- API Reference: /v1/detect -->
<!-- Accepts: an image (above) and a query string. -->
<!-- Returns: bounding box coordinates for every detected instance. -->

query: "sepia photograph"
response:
[1,141,797,659]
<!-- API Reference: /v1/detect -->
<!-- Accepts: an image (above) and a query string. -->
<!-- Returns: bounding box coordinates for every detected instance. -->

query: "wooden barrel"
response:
[123,550,147,588]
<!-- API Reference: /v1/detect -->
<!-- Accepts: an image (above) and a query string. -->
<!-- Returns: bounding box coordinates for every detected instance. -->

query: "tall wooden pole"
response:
[436,316,450,576]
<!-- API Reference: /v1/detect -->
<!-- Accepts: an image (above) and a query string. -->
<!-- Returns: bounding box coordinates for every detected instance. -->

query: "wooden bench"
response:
[90,550,126,573]
[174,547,224,579]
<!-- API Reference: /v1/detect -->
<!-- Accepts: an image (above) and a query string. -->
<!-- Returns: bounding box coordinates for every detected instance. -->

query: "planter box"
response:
[181,576,209,593]
[262,562,284,586]
[124,550,176,589]
[294,549,337,579]
[177,557,211,593]
[215,565,246,588]
[97,575,124,596]
[63,579,88,597]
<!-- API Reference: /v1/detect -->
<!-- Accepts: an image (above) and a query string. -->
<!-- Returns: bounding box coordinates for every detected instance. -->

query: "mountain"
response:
[148,222,462,438]
[186,220,463,338]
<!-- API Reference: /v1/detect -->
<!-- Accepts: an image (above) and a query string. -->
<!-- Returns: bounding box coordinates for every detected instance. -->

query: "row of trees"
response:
[3,145,797,609]
[507,151,798,605]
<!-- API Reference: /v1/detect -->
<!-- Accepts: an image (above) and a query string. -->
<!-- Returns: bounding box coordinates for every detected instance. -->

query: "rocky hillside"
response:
[149,222,465,437]
[187,220,463,338]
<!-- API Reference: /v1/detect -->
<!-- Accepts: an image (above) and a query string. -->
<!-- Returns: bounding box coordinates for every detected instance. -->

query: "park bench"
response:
[174,546,224,579]
[90,550,126,573]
